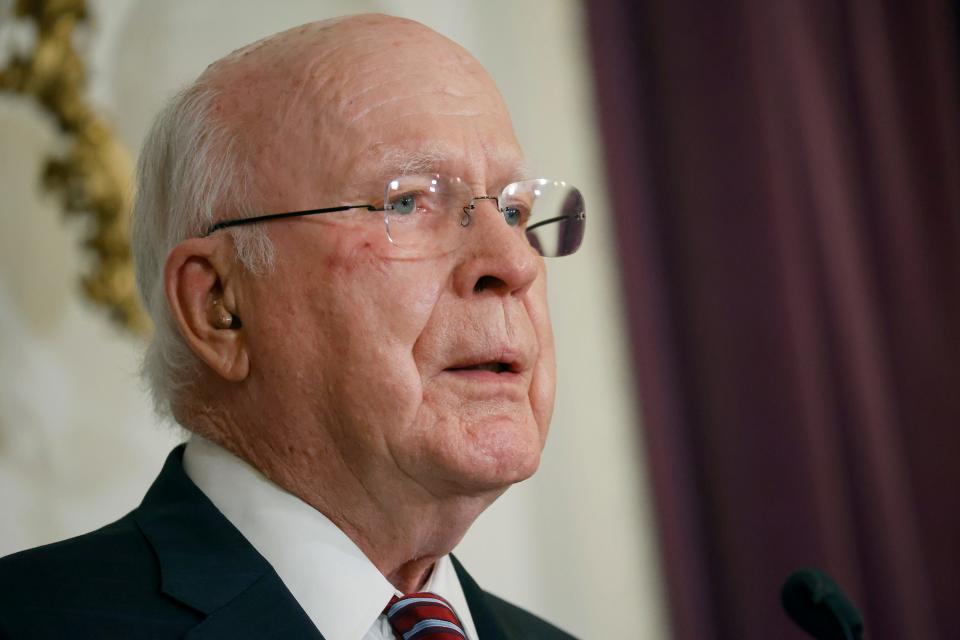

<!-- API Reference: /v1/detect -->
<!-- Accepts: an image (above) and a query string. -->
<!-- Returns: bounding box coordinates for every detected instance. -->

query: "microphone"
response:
[780,568,865,640]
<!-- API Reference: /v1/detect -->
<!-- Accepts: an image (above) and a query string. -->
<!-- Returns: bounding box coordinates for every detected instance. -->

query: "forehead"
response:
[329,47,524,187]
[210,17,524,201]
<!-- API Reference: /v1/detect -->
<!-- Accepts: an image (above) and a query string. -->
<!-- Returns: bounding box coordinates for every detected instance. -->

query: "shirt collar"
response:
[182,435,477,640]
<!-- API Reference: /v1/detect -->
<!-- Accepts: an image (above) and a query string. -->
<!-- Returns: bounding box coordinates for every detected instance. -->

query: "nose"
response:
[452,198,540,298]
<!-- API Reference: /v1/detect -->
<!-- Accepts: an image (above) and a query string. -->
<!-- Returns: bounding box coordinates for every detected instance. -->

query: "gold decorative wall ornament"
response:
[0,0,150,336]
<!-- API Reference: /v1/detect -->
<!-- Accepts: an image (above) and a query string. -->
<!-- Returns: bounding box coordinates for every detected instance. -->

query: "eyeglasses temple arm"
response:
[203,204,381,237]
[525,213,584,233]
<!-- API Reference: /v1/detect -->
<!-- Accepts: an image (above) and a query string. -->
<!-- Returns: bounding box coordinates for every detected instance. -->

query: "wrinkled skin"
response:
[166,14,555,592]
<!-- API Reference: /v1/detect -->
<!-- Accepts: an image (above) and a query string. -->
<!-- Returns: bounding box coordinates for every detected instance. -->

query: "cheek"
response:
[527,276,557,441]
[314,236,447,346]
[314,250,450,418]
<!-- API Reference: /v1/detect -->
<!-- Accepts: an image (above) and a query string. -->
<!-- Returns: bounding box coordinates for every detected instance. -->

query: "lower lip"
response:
[439,369,526,396]
[443,369,520,381]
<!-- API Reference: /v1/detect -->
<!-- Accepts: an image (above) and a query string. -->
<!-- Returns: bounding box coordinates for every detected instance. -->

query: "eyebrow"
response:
[377,146,450,176]
[367,144,532,186]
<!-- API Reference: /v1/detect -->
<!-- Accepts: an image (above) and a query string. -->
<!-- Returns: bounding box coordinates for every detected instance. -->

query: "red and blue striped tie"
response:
[385,592,467,639]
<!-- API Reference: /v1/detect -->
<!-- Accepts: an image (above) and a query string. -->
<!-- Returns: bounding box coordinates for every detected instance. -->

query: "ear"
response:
[164,237,250,382]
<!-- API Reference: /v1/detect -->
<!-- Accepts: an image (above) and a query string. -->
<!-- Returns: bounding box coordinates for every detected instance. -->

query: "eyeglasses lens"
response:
[383,175,585,257]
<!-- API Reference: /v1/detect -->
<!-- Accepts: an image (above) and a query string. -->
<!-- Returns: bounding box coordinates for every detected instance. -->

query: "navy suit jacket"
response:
[0,446,576,639]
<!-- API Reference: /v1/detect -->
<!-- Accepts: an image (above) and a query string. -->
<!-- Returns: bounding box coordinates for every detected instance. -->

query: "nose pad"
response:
[461,195,501,228]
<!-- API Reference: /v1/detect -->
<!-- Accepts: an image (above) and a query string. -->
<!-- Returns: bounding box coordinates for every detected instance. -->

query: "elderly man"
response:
[0,14,584,640]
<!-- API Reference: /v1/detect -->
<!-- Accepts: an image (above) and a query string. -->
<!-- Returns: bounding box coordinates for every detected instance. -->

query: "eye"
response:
[393,193,417,215]
[503,206,522,227]
[502,202,532,228]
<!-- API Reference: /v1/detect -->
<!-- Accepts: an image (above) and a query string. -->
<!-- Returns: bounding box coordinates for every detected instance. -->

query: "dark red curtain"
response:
[586,1,960,638]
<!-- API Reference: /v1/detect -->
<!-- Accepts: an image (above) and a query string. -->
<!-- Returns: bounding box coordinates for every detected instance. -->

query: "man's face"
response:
[224,22,556,499]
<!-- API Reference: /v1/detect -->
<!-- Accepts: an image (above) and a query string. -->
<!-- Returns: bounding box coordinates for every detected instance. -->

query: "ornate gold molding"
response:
[0,0,150,336]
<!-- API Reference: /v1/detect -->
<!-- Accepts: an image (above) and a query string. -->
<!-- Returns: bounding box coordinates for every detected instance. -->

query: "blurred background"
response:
[0,1,957,639]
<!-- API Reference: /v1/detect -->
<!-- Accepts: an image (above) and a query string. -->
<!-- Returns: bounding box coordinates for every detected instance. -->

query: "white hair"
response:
[131,81,274,418]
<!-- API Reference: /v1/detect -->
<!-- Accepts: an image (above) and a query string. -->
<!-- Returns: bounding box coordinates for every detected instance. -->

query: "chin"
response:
[443,414,544,493]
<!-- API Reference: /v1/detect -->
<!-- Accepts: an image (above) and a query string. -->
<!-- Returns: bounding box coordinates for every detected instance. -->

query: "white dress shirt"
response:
[182,435,479,640]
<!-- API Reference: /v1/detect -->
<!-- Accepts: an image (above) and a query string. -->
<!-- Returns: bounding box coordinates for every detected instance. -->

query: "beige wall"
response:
[0,1,669,637]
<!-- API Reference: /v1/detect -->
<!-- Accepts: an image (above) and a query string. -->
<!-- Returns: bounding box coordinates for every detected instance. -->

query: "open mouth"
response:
[447,361,515,374]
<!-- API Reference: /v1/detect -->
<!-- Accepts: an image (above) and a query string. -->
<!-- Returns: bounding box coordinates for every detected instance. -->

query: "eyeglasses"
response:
[203,174,586,258]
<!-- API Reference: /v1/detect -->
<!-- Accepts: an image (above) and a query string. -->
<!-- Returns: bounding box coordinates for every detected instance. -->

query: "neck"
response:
[326,490,493,593]
[188,409,500,594]
[387,558,443,594]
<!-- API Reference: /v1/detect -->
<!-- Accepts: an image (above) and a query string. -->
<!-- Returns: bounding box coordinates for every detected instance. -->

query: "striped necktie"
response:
[384,592,467,639]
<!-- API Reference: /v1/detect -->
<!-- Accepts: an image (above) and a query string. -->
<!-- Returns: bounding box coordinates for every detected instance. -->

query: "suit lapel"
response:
[134,446,323,639]
[451,555,513,640]
[184,571,322,639]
